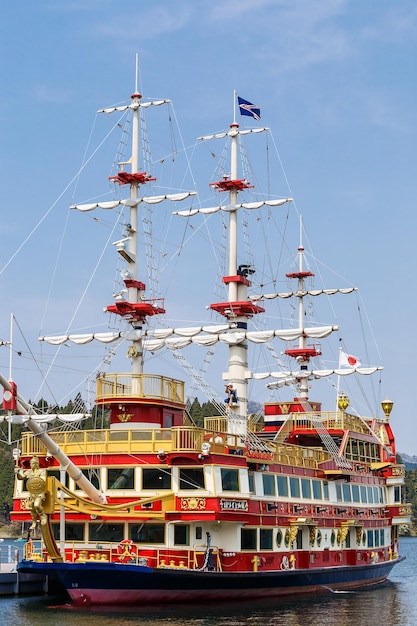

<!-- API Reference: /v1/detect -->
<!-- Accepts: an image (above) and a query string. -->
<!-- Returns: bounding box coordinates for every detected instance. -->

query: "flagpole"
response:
[233,90,236,124]
[336,347,342,410]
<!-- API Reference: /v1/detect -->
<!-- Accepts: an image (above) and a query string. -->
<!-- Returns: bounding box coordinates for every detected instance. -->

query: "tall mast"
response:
[209,120,264,433]
[227,123,248,420]
[105,56,164,374]
[127,85,143,376]
[285,216,321,400]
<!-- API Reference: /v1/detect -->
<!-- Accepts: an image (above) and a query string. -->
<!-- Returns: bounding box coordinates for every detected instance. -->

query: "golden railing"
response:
[283,411,373,435]
[27,540,223,571]
[96,373,185,404]
[21,425,330,469]
[21,426,204,456]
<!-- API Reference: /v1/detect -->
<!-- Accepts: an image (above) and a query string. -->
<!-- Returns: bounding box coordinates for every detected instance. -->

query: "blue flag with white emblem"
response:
[237,96,261,120]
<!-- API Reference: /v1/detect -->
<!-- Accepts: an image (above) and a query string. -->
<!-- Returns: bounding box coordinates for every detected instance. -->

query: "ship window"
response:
[248,471,255,493]
[367,529,374,547]
[301,479,311,499]
[277,475,288,497]
[73,468,101,491]
[262,473,275,496]
[350,440,359,461]
[241,528,257,550]
[336,484,342,502]
[360,485,367,503]
[373,486,381,504]
[107,468,134,490]
[51,522,84,541]
[163,414,173,428]
[174,524,189,546]
[196,526,202,540]
[380,529,384,546]
[179,467,205,490]
[221,468,239,491]
[142,468,172,490]
[276,529,283,547]
[367,486,374,503]
[394,486,401,503]
[289,477,300,498]
[47,469,69,488]
[260,528,273,550]
[351,484,360,502]
[342,483,351,502]
[323,482,329,500]
[89,523,124,543]
[312,480,322,499]
[129,523,165,543]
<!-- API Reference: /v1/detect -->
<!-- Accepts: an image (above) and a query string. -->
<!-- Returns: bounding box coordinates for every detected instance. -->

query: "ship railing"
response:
[272,443,329,468]
[0,542,22,571]
[20,426,330,468]
[33,542,222,571]
[286,411,372,434]
[95,372,185,404]
[204,416,228,433]
[21,426,229,456]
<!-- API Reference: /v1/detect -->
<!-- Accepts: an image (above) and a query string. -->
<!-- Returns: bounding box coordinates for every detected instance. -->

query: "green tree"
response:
[404,468,417,531]
[188,397,203,427]
[0,446,14,507]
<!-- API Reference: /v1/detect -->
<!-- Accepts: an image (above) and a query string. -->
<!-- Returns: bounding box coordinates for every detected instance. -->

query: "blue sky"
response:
[0,1,416,454]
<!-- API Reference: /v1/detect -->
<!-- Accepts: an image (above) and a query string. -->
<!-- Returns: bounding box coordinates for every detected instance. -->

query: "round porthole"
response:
[276,529,283,548]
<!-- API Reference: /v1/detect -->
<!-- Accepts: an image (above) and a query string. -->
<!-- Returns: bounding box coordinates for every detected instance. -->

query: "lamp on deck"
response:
[337,392,349,412]
[381,397,393,422]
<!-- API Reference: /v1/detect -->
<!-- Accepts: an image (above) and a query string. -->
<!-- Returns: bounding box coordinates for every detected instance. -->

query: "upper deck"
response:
[95,372,185,406]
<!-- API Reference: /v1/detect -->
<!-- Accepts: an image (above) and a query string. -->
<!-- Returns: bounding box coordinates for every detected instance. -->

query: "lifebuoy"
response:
[117,539,137,557]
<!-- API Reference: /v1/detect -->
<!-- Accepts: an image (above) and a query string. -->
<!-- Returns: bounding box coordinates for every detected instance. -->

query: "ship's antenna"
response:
[135,53,139,93]
[8,313,13,381]
[233,90,237,125]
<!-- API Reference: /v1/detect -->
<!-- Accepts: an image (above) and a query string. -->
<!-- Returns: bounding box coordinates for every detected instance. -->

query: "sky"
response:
[0,1,416,454]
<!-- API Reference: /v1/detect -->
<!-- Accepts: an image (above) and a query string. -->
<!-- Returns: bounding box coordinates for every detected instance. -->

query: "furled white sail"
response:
[39,332,120,345]
[98,99,171,114]
[173,198,292,218]
[0,413,90,424]
[250,287,358,301]
[39,325,338,348]
[198,127,270,141]
[71,192,197,213]
[264,366,383,388]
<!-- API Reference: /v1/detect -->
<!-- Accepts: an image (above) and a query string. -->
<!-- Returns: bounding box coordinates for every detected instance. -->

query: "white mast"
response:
[226,122,249,427]
[283,216,321,401]
[296,218,309,400]
[128,54,143,376]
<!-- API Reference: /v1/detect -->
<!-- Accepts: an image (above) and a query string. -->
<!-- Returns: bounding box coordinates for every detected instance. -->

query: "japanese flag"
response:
[340,351,361,368]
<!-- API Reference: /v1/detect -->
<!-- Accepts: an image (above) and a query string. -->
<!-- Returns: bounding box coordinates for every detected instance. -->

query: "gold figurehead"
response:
[15,456,47,530]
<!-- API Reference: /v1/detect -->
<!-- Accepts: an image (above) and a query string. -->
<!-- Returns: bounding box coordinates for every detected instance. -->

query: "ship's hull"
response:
[18,557,404,606]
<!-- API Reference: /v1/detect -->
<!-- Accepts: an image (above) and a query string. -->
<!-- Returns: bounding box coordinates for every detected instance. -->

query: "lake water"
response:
[1,537,416,626]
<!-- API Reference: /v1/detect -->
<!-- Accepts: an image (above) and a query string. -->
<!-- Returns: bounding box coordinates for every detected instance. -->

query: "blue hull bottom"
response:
[18,557,404,606]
